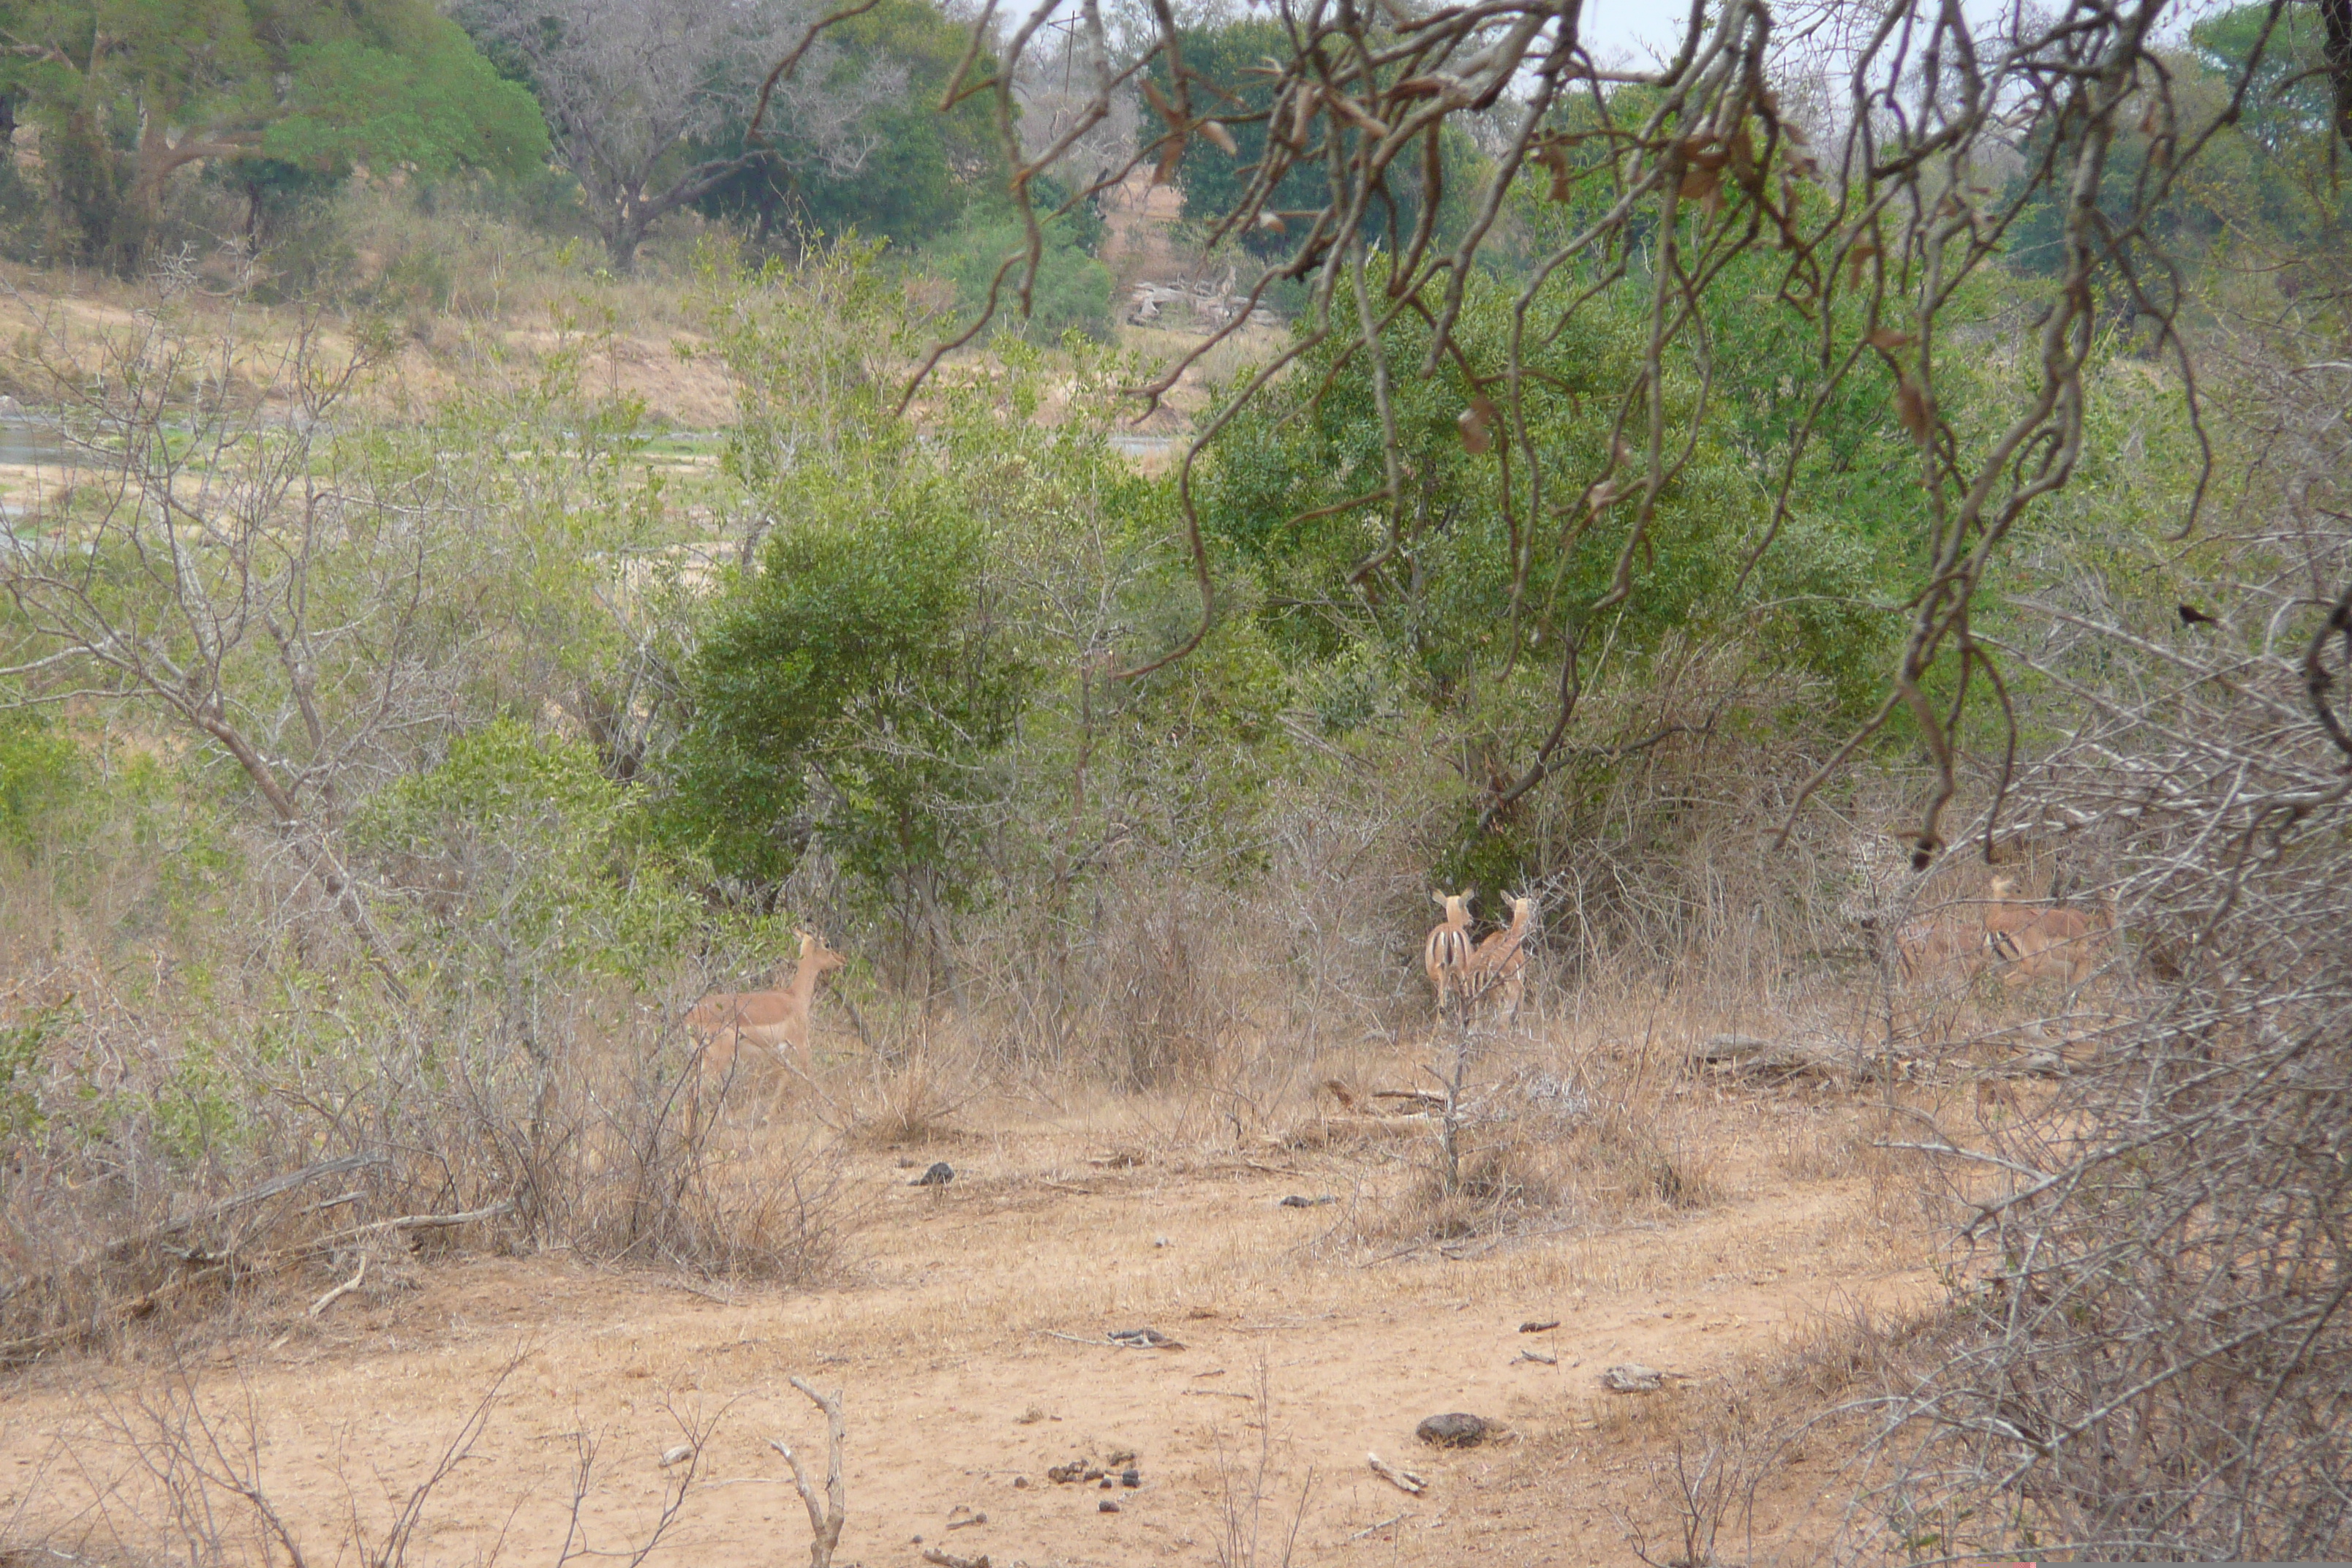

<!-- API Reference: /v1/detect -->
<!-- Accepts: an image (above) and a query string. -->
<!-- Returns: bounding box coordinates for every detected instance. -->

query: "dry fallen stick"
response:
[1346,1512,1408,1542]
[769,1376,848,1568]
[1513,1348,1557,1366]
[919,1550,988,1568]
[1366,1452,1427,1496]
[307,1254,366,1318]
[306,1200,513,1256]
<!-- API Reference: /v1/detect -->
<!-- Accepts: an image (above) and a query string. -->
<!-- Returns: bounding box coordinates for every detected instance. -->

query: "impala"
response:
[1464,892,1538,1020]
[1983,876,2111,990]
[686,930,847,1122]
[1422,889,1476,1022]
[1893,909,1991,987]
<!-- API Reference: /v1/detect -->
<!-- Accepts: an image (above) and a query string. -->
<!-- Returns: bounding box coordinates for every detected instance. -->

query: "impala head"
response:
[1505,892,1537,924]
[1988,875,2019,901]
[1430,888,1474,924]
[795,929,848,973]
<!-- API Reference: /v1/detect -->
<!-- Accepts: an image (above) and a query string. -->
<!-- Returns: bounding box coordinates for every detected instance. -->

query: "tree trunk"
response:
[2324,0,2352,155]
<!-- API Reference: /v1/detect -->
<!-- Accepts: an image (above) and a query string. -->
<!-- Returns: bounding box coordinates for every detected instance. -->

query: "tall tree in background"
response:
[0,0,547,271]
[458,0,900,271]
[694,0,999,254]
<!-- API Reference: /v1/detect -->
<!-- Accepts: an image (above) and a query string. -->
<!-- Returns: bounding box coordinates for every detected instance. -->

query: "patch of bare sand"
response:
[0,1084,1941,1566]
[0,276,736,429]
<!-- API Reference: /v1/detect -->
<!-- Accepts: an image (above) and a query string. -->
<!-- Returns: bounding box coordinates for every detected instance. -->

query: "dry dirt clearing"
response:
[0,1053,1952,1567]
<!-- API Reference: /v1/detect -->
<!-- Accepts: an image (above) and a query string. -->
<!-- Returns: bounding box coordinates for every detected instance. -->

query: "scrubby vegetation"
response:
[0,0,2348,1560]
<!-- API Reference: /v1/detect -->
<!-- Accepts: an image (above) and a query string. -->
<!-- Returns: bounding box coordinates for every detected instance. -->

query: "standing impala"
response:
[1422,889,1476,1022]
[1465,892,1538,1020]
[686,930,846,1123]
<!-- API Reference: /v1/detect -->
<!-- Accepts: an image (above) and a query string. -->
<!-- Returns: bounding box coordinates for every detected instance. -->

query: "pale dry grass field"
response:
[0,1005,1975,1568]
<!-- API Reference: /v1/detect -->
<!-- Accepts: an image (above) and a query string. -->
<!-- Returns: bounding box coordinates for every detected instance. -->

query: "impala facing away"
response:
[1464,892,1538,1021]
[686,930,846,1123]
[1422,889,1475,1022]
[1983,876,2113,989]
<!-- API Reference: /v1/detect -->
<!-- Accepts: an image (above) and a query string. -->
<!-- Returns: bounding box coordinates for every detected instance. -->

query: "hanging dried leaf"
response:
[1784,148,1820,181]
[1847,237,1880,289]
[1142,78,1177,127]
[1934,191,1968,220]
[1726,129,1757,183]
[1583,478,1627,515]
[1683,137,1731,171]
[1680,165,1722,201]
[1153,131,1188,186]
[1894,374,1932,440]
[1458,397,1499,454]
[1256,210,1286,233]
[1534,139,1575,202]
[1866,326,1915,352]
[1199,118,1238,156]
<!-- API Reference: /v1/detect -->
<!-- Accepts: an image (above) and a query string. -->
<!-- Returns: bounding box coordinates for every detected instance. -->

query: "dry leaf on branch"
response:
[1199,118,1238,156]
[1458,396,1499,454]
[1866,326,1915,352]
[1534,139,1575,202]
[1847,236,1881,288]
[1895,376,1932,440]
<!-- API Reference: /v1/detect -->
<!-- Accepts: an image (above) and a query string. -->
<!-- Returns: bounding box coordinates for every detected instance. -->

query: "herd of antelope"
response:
[676,868,2100,1117]
[1423,888,1539,1025]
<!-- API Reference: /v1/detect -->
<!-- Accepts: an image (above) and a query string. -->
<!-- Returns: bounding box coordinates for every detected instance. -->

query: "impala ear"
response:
[1432,891,1447,908]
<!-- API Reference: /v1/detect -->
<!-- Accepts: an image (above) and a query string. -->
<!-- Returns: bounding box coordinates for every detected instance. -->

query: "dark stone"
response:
[1098,1499,1121,1513]
[1416,1412,1490,1448]
[911,1161,955,1186]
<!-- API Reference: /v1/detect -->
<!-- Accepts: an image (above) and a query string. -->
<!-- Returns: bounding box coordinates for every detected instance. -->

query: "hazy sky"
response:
[1573,0,1704,68]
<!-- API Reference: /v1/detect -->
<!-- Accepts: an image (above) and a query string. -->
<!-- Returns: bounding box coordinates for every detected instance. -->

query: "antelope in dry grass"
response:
[1464,892,1539,1021]
[1893,910,1991,987]
[1983,876,2114,989]
[1422,889,1476,1022]
[686,930,846,1123]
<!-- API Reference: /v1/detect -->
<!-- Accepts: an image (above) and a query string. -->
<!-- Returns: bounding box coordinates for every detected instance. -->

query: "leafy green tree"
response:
[924,185,1115,343]
[459,0,900,271]
[0,0,546,270]
[1148,19,1482,258]
[694,0,1000,252]
[676,508,1029,901]
[666,246,1032,920]
[2004,7,2347,287]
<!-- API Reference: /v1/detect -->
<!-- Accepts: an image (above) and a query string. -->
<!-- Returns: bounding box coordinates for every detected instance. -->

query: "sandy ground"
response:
[0,1060,1950,1567]
[0,269,737,432]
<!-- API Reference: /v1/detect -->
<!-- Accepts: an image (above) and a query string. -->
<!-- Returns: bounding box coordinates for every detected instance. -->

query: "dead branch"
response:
[769,1375,848,1568]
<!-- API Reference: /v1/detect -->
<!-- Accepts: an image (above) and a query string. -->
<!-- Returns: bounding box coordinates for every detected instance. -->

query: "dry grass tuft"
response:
[843,1048,981,1149]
